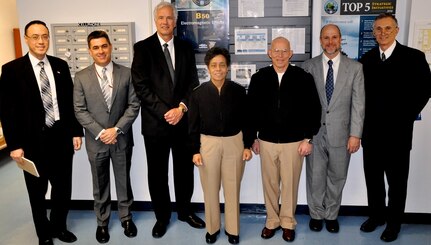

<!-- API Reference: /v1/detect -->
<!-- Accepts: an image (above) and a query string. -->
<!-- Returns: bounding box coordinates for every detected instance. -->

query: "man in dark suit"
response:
[359,13,431,242]
[73,31,140,243]
[131,2,205,238]
[0,20,83,245]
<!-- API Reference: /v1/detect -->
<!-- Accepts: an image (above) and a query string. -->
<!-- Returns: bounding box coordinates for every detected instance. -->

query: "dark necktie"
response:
[381,52,386,61]
[163,43,175,84]
[325,60,334,105]
[101,67,112,110]
[38,61,55,127]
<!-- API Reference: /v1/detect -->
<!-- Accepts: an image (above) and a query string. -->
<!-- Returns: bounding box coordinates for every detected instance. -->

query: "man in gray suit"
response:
[73,30,140,243]
[302,24,365,233]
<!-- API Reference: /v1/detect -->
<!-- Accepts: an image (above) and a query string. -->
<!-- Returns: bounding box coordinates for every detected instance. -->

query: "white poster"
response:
[282,0,309,16]
[235,28,268,55]
[272,27,306,54]
[238,0,264,17]
[230,64,256,88]
[412,20,431,68]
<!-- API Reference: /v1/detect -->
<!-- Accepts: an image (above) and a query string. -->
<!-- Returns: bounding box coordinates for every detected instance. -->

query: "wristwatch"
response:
[306,139,313,144]
[115,127,123,134]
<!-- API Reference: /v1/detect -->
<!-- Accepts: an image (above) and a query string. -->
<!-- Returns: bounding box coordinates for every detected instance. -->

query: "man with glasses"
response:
[0,20,83,245]
[248,37,321,242]
[359,13,431,242]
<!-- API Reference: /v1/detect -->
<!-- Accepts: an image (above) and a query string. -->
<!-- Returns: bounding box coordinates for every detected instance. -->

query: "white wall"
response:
[0,0,18,73]
[15,0,431,213]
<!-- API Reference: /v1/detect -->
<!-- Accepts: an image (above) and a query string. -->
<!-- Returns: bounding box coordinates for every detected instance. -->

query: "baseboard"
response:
[57,200,431,225]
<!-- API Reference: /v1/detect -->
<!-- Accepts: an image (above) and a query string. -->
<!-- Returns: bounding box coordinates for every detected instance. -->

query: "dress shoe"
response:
[122,219,138,237]
[309,219,323,232]
[380,225,400,242]
[52,229,77,243]
[282,228,295,242]
[205,230,220,244]
[261,226,279,239]
[96,226,110,243]
[39,238,53,245]
[179,213,206,229]
[152,221,169,238]
[225,230,240,244]
[360,218,385,232]
[325,219,339,233]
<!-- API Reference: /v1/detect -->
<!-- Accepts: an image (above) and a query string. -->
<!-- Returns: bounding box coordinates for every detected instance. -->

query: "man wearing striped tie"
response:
[0,20,84,245]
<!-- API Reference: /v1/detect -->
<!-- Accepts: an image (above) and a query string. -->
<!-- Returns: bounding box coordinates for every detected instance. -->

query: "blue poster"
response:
[176,0,229,53]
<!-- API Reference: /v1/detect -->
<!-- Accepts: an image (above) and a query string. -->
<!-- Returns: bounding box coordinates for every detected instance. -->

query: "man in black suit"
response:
[359,13,431,242]
[131,2,205,238]
[0,20,83,245]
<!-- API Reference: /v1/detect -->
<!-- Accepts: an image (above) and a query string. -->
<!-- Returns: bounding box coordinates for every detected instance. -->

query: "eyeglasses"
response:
[373,25,398,35]
[272,49,290,56]
[26,34,50,41]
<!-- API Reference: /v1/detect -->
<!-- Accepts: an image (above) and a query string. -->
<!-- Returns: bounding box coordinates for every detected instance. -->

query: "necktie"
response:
[381,52,386,61]
[101,67,112,110]
[38,61,55,127]
[325,60,334,105]
[163,43,175,84]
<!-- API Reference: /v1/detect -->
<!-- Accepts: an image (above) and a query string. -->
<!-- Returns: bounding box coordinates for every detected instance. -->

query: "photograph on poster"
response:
[197,64,210,84]
[231,64,256,89]
[234,28,268,55]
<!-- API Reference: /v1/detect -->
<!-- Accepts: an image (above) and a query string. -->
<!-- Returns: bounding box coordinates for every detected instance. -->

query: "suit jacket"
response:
[359,41,431,149]
[131,33,199,136]
[73,62,140,154]
[302,54,365,147]
[0,54,83,160]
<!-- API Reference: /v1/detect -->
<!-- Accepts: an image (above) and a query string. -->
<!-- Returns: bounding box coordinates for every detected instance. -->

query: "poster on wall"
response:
[175,0,229,53]
[321,0,396,60]
[412,20,431,69]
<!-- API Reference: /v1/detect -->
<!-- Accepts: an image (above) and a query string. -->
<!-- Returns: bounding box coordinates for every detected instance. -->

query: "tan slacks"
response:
[259,139,303,230]
[199,132,245,235]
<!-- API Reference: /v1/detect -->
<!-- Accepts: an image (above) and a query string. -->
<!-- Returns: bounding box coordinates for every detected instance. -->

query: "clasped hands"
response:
[164,107,184,125]
[100,128,118,145]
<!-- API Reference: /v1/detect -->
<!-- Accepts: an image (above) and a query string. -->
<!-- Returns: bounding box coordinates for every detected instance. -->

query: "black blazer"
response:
[0,54,83,158]
[131,33,199,136]
[359,42,431,149]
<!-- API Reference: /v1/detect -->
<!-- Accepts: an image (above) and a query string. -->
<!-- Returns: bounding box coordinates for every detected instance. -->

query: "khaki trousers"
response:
[199,132,245,235]
[259,139,303,230]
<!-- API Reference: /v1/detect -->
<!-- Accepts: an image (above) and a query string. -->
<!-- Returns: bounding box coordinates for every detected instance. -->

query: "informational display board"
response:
[51,22,135,76]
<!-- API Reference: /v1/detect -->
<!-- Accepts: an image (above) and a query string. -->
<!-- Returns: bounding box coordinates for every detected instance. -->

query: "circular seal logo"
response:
[192,0,212,7]
[324,0,339,15]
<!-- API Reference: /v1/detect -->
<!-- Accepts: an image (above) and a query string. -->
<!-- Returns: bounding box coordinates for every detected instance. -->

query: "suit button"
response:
[323,123,326,125]
[326,111,329,114]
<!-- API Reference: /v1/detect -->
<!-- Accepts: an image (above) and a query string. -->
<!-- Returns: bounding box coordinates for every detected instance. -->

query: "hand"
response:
[298,139,312,157]
[164,107,184,125]
[243,149,252,161]
[193,153,203,166]
[73,137,82,151]
[347,136,361,154]
[10,148,24,165]
[100,128,118,145]
[252,140,260,155]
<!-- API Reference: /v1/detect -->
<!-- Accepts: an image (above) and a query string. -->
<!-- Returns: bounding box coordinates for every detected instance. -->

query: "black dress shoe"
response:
[205,230,220,244]
[179,213,206,229]
[122,219,138,237]
[309,219,323,232]
[261,226,279,239]
[39,238,53,245]
[96,226,110,243]
[52,229,77,243]
[360,218,385,232]
[225,230,239,244]
[325,219,339,233]
[152,221,169,238]
[380,225,400,242]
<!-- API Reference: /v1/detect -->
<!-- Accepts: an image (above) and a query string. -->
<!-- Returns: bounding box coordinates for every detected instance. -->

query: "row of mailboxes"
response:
[51,22,135,76]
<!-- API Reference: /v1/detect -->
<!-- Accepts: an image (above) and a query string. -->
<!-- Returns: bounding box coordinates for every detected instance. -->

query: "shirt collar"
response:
[94,61,113,74]
[28,52,48,68]
[322,52,340,65]
[380,40,397,58]
[157,33,174,48]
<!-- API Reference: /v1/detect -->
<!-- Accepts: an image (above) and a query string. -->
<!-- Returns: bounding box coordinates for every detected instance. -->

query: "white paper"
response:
[238,0,264,18]
[235,28,268,55]
[282,0,309,16]
[412,20,431,68]
[272,28,306,54]
[230,64,256,88]
[196,65,210,84]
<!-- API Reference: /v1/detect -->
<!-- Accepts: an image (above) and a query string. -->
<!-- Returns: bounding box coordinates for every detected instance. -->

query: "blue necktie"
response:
[325,60,334,105]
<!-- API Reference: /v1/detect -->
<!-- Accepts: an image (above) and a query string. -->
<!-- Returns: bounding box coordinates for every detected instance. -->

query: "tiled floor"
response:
[1,151,430,245]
